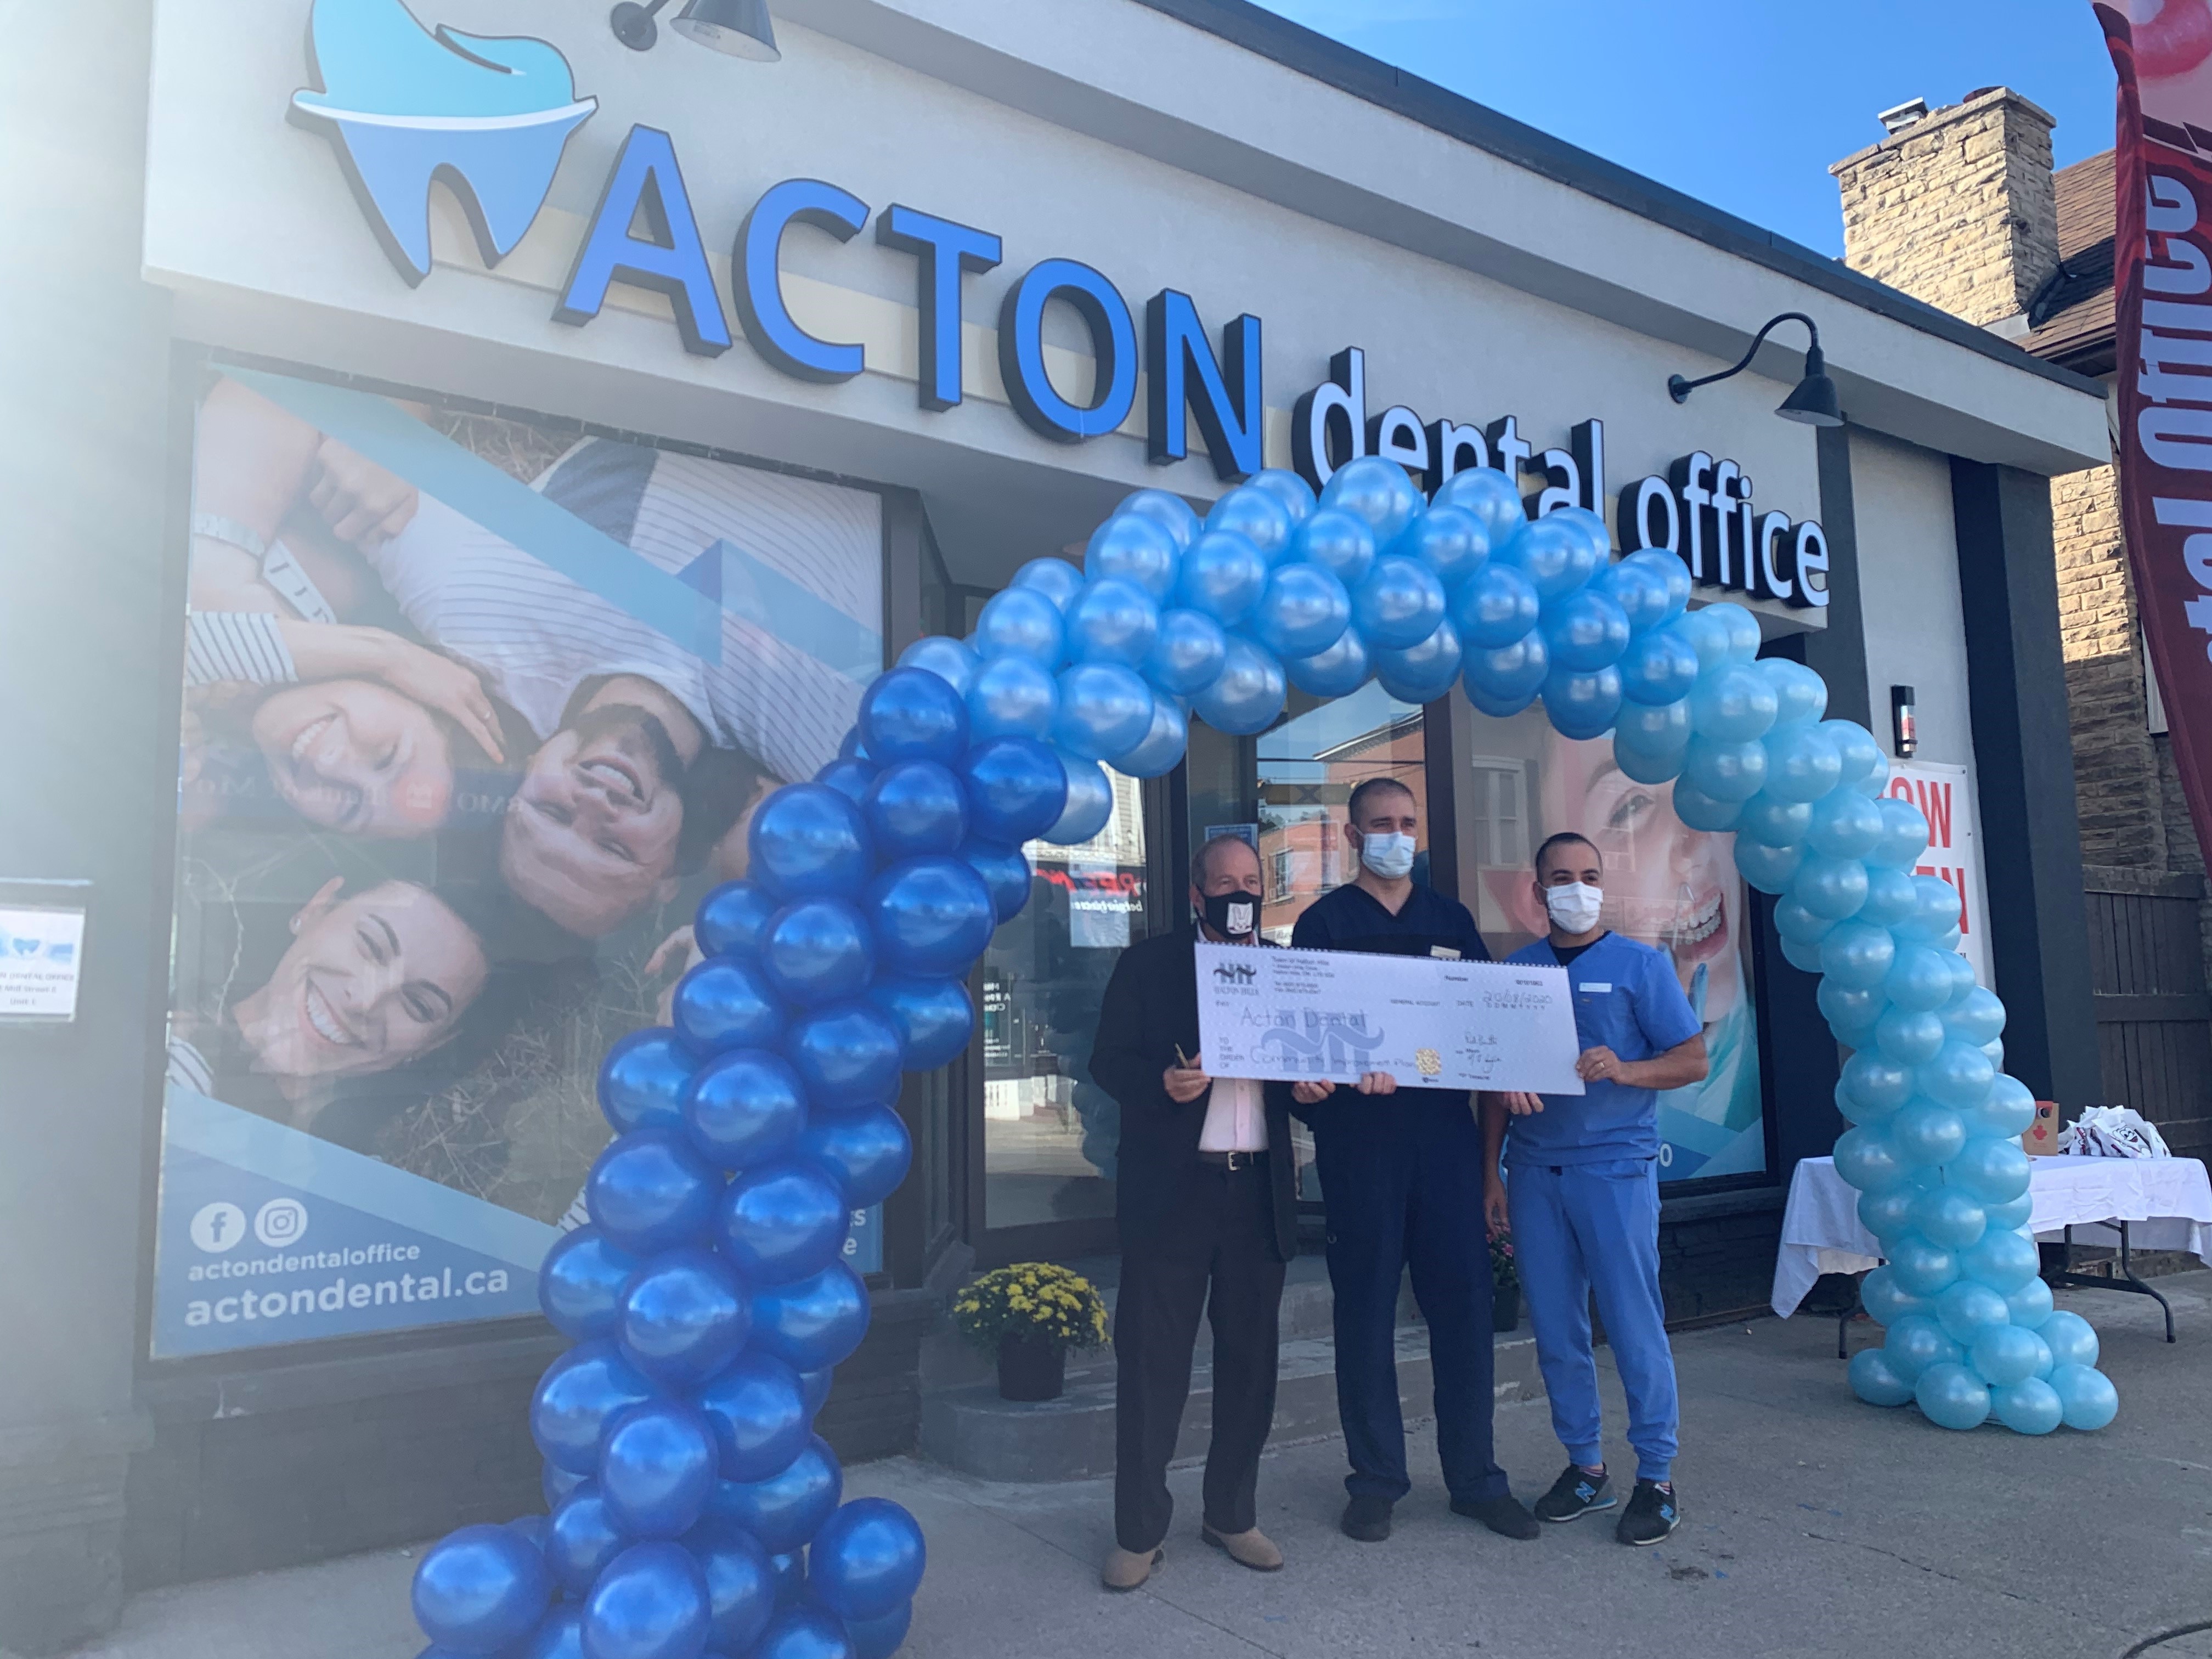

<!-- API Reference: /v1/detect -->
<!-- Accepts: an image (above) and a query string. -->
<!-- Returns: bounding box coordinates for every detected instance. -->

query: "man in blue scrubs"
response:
[1278,777,1537,1545]
[1485,831,1708,1547]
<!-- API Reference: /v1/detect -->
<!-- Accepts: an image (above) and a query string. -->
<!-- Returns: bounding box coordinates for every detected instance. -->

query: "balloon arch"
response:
[410,458,2117,1659]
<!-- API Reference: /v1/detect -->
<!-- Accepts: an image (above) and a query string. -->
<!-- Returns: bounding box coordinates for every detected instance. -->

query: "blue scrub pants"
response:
[1313,1098,1508,1505]
[1506,1157,1678,1483]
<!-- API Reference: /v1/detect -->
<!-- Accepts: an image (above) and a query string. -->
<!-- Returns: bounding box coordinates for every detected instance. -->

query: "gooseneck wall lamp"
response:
[1668,311,1845,428]
[611,0,780,59]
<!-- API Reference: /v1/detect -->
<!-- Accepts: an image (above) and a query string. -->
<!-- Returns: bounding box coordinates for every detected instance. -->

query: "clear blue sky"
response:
[1249,0,2120,256]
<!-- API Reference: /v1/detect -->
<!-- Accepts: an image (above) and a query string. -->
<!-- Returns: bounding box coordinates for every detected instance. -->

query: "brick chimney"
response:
[1830,87,2061,330]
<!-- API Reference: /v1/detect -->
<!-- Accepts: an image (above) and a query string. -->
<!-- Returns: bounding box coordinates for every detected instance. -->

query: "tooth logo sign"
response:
[289,0,596,287]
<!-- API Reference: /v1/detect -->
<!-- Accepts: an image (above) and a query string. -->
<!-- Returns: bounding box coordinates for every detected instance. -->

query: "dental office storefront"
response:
[0,0,2111,1646]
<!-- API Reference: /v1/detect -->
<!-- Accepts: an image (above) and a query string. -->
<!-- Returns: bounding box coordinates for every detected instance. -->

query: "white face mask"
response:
[1358,830,1417,881]
[1544,882,1604,935]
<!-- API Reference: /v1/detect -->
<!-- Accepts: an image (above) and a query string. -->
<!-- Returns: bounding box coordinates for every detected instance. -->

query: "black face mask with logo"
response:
[1200,890,1258,939]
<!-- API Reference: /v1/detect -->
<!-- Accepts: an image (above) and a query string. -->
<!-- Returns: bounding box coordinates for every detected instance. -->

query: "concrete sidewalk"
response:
[66,1273,2212,1659]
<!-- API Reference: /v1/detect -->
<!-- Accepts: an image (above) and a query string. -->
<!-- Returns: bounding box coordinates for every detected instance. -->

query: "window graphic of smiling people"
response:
[1490,730,1764,1181]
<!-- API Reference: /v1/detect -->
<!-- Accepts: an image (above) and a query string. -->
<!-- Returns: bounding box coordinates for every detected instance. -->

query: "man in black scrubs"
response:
[1091,833,1299,1590]
[1277,777,1537,1544]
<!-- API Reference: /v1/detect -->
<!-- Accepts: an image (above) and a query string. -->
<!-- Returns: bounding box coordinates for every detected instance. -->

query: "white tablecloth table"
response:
[1771,1154,2212,1322]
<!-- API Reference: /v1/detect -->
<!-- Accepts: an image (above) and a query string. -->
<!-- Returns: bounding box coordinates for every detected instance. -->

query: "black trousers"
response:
[1113,1161,1287,1553]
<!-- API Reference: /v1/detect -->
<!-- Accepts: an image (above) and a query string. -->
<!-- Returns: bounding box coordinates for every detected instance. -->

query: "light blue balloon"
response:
[1374,618,1464,706]
[1050,663,1152,761]
[1945,984,2007,1046]
[1779,932,1827,973]
[1734,837,1803,895]
[1971,1324,2047,1388]
[2004,1272,2054,1329]
[1245,466,1317,527]
[1113,489,1200,554]
[1756,658,1829,726]
[1805,790,1884,860]
[1044,752,1114,844]
[974,586,1065,667]
[1143,608,1229,698]
[1462,629,1550,718]
[1702,602,1763,663]
[1190,636,1287,736]
[1113,696,1188,780]
[1683,735,1768,802]
[1612,700,1691,783]
[1011,557,1085,611]
[1286,625,1373,698]
[1687,664,1779,744]
[1859,1183,1919,1242]
[1816,978,1887,1045]
[2050,1363,2119,1430]
[1899,874,1964,942]
[1669,779,1742,833]
[1598,549,1689,636]
[1319,455,1425,544]
[1848,1347,1915,1408]
[1495,514,1601,600]
[1860,1265,1929,1324]
[1065,576,1160,668]
[1617,625,1700,706]
[1933,1278,2010,1344]
[1172,528,1269,625]
[1858,865,1919,930]
[2039,1310,2099,1369]
[1540,662,1623,741]
[1915,1361,1991,1431]
[1254,561,1353,657]
[1911,1186,1988,1250]
[1960,1226,2039,1293]
[1087,510,1182,600]
[1774,895,1838,945]
[1960,1073,2034,1139]
[1948,1135,2033,1205]
[1763,723,1844,803]
[1284,506,1377,586]
[1818,919,1897,989]
[1868,797,1931,868]
[1542,588,1632,673]
[1918,1040,1995,1111]
[1352,555,1447,649]
[1883,943,1956,1013]
[896,635,980,698]
[1790,853,1869,921]
[1431,464,1525,546]
[1832,1125,1908,1194]
[1992,1377,2063,1435]
[1824,719,1887,795]
[1671,608,1733,675]
[1390,503,1489,591]
[1883,1311,1961,1378]
[1204,483,1295,562]
[1841,1051,1916,1119]
[1450,561,1543,648]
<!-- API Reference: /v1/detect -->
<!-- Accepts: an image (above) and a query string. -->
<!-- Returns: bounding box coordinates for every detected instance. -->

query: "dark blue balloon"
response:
[516,1603,584,1659]
[687,1521,777,1655]
[797,1367,834,1417]
[956,737,1068,844]
[672,959,785,1055]
[599,1399,718,1540]
[411,1523,552,1656]
[809,1498,927,1623]
[718,1163,851,1286]
[1352,555,1446,650]
[958,839,1032,924]
[749,1607,855,1659]
[759,899,877,1008]
[749,785,875,902]
[846,1601,912,1659]
[541,1462,587,1510]
[682,1047,806,1172]
[618,1246,753,1387]
[750,1263,870,1372]
[862,761,969,861]
[864,856,995,979]
[539,1225,638,1343]
[1449,560,1542,649]
[859,667,970,766]
[587,1127,723,1256]
[507,1515,550,1551]
[531,1340,658,1476]
[582,1542,709,1659]
[812,758,878,805]
[696,1351,811,1482]
[867,974,975,1070]
[770,1550,808,1609]
[597,1030,699,1136]
[546,1481,625,1596]
[696,881,780,961]
[705,1436,844,1554]
[798,1105,913,1209]
[836,728,871,761]
[785,1002,904,1111]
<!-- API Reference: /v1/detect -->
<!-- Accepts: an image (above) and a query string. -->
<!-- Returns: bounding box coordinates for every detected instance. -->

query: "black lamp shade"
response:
[672,0,780,58]
[1776,343,1844,427]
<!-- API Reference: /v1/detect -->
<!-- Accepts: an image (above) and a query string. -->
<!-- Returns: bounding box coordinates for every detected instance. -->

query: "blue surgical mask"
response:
[1358,831,1416,881]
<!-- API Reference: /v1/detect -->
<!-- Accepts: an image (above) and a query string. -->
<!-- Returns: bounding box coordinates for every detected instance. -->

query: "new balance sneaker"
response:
[1615,1479,1681,1547]
[1533,1464,1617,1523]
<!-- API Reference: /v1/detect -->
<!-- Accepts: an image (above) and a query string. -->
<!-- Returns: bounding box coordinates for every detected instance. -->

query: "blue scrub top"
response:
[1502,930,1701,1166]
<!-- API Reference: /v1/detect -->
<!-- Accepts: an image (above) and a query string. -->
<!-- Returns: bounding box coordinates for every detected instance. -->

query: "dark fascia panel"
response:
[1133,0,2106,403]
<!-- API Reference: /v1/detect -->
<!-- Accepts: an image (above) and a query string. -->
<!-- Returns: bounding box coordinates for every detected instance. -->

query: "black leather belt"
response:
[1196,1150,1268,1171]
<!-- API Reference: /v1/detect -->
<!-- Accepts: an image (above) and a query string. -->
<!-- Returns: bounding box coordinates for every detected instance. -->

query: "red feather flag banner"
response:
[2098,0,2212,867]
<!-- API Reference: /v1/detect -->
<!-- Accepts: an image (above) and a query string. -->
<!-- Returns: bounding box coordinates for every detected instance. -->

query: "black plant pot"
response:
[1493,1282,1521,1333]
[997,1333,1067,1401]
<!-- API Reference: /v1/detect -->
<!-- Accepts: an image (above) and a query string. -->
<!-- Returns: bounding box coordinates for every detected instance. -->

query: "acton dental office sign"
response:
[286,0,1827,608]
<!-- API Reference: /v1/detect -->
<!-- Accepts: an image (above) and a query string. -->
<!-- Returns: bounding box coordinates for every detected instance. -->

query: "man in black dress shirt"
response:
[1277,776,1537,1545]
[1091,833,1299,1591]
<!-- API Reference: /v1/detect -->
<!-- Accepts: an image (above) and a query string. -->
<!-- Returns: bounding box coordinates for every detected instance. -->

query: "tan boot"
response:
[1101,1544,1163,1592]
[1201,1525,1284,1572]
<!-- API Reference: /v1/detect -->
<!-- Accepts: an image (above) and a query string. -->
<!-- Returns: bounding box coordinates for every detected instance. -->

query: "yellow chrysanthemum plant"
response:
[952,1263,1111,1355]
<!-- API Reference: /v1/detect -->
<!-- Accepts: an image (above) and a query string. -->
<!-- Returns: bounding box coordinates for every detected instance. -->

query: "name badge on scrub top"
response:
[1430,946,1461,959]
[1578,982,1612,994]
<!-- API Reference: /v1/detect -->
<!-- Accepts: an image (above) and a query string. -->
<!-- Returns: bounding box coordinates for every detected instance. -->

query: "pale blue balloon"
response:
[1805,791,1884,860]
[2039,1310,2100,1369]
[1143,609,1228,698]
[974,586,1065,666]
[1450,561,1542,649]
[1867,797,1931,869]
[1960,1073,2034,1139]
[1617,626,1700,706]
[1373,618,1463,706]
[1918,1040,1995,1111]
[1959,1227,2039,1293]
[2049,1363,2118,1430]
[1668,779,1742,833]
[1687,665,1778,744]
[1824,719,1887,795]
[966,654,1058,741]
[1245,467,1318,527]
[1612,701,1691,784]
[1756,658,1829,726]
[1817,978,1887,1045]
[1857,866,1920,930]
[1173,528,1269,626]
[1462,629,1550,718]
[1818,920,1897,989]
[1948,1135,2033,1205]
[1933,1278,2009,1344]
[1113,696,1188,780]
[1542,587,1632,673]
[1992,1377,2063,1435]
[1899,875,1965,942]
[1389,503,1489,591]
[1762,723,1845,803]
[1874,1006,1947,1067]
[1253,562,1353,657]
[1051,663,1153,761]
[1285,626,1373,698]
[1087,509,1181,597]
[1848,1347,1915,1407]
[1683,735,1768,802]
[1702,602,1763,663]
[1734,837,1803,895]
[1860,1266,1929,1325]
[1737,791,1812,848]
[1065,577,1160,668]
[1043,752,1114,844]
[1971,1324,2047,1388]
[896,635,980,698]
[2002,1273,2053,1329]
[1190,637,1287,736]
[1911,1186,1988,1250]
[1671,608,1732,675]
[1833,1125,1908,1194]
[1284,506,1376,587]
[1779,932,1826,973]
[1774,895,1837,945]
[1430,465,1525,547]
[1884,943,1956,1013]
[1789,854,1870,921]
[1204,483,1295,562]
[1352,555,1447,650]
[1011,557,1085,612]
[1859,1183,1919,1241]
[1883,1311,1961,1378]
[1915,1361,1991,1431]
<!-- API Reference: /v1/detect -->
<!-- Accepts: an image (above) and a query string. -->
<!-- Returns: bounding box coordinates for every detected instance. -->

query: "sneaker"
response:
[1448,1493,1541,1541]
[1340,1494,1393,1542]
[1533,1464,1617,1523]
[1615,1480,1681,1547]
